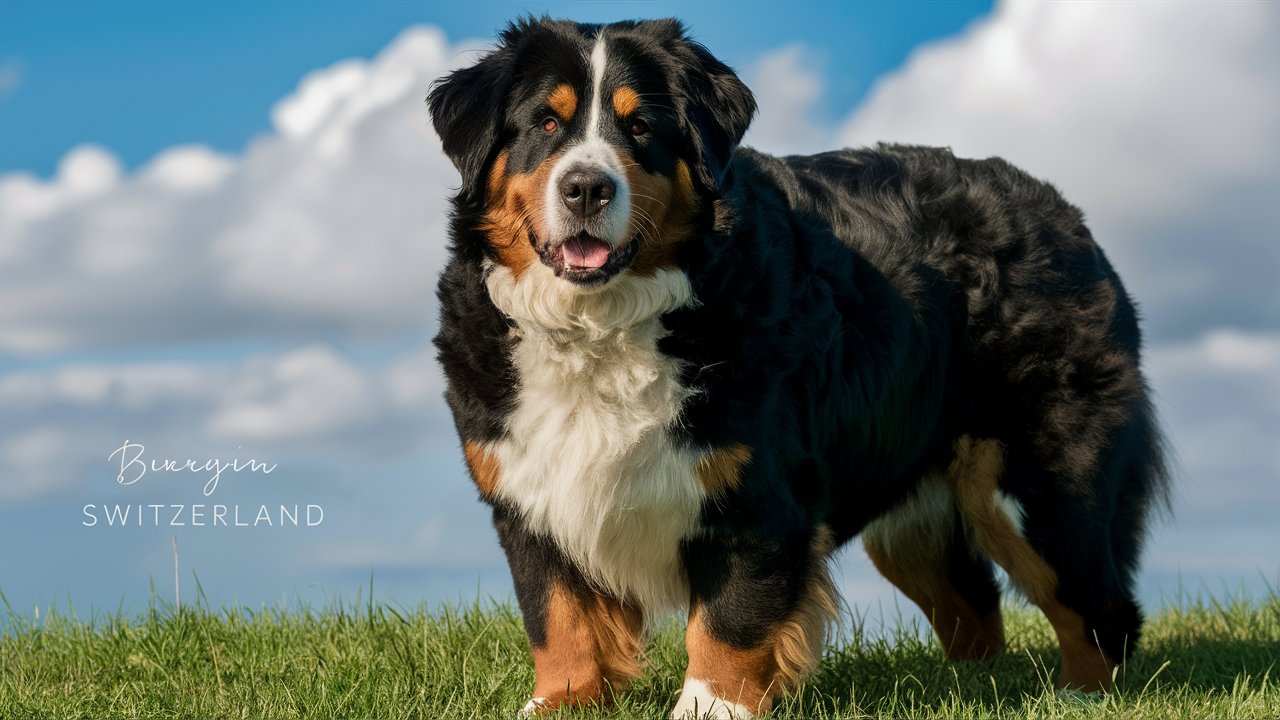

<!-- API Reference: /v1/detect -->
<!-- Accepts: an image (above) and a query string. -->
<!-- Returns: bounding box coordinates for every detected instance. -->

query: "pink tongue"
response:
[562,235,611,270]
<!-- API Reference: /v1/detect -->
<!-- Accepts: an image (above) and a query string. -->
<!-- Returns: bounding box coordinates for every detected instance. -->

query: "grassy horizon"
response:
[1,588,1277,719]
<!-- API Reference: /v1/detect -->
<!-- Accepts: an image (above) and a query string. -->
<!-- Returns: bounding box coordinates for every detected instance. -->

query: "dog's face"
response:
[429,18,756,289]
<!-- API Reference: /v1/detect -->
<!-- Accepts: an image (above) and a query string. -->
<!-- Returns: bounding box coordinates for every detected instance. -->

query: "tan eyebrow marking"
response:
[612,87,640,118]
[548,83,577,119]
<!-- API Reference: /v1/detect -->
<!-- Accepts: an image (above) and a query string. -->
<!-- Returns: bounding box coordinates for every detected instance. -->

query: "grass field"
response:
[1,588,1277,719]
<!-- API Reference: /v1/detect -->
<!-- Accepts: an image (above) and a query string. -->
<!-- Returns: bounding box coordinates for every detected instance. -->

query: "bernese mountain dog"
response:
[428,17,1168,719]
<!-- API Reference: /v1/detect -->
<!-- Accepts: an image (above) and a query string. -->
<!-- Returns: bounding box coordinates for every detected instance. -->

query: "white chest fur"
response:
[484,263,705,614]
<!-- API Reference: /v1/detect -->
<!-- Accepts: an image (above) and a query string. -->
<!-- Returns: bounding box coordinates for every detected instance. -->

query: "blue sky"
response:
[0,1,1277,625]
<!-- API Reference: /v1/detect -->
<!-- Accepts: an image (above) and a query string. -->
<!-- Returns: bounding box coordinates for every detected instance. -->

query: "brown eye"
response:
[629,119,649,137]
[542,117,559,133]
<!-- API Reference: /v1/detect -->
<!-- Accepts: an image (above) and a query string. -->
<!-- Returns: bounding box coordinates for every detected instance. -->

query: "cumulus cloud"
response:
[0,27,479,355]
[741,46,832,156]
[0,343,441,501]
[0,26,480,503]
[837,1,1280,342]
[206,343,442,444]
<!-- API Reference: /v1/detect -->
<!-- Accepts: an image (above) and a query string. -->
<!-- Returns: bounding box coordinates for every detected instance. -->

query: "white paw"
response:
[518,697,551,717]
[669,678,754,719]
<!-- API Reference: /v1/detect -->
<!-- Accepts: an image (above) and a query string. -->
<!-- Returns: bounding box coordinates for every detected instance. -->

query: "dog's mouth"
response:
[533,230,639,286]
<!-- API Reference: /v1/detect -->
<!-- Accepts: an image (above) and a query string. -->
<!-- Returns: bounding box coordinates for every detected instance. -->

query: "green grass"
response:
[1,589,1277,719]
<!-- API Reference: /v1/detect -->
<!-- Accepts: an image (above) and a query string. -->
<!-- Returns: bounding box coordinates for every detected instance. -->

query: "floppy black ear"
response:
[427,47,515,198]
[678,41,757,192]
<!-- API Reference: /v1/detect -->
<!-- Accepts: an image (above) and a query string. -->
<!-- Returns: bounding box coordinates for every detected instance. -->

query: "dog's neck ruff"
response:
[485,262,695,340]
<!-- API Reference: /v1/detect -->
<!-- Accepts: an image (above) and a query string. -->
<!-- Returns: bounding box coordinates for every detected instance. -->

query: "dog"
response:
[428,17,1168,719]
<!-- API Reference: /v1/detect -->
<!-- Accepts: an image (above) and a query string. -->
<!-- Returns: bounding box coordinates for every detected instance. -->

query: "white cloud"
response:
[841,2,1280,209]
[835,1,1280,342]
[741,46,832,156]
[272,60,372,141]
[206,345,380,443]
[1151,329,1280,375]
[140,146,235,192]
[203,343,441,443]
[0,342,442,500]
[0,146,122,236]
[0,27,481,355]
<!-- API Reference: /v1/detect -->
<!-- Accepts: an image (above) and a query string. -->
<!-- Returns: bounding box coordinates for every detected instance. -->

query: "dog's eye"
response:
[629,119,649,137]
[542,117,559,133]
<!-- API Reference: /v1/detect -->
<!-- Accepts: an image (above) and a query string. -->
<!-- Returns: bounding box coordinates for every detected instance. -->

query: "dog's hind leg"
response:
[947,435,1142,692]
[862,475,1006,661]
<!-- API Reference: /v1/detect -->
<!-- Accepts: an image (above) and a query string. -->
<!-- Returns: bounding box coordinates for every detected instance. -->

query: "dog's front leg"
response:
[492,504,645,717]
[671,528,838,719]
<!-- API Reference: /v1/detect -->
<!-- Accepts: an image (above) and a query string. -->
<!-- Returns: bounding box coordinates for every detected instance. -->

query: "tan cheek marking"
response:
[548,83,577,121]
[628,158,698,276]
[695,444,752,495]
[948,436,1116,691]
[528,584,644,713]
[483,151,559,279]
[612,86,640,118]
[462,440,500,497]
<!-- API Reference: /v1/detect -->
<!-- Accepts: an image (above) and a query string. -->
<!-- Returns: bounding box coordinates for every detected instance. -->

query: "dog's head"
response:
[429,18,755,288]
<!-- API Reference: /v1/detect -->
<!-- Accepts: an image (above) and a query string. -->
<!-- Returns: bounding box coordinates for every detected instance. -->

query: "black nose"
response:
[559,168,616,218]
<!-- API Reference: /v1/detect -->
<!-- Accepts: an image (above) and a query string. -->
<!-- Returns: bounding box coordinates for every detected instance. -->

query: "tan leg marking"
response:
[862,478,1004,660]
[863,539,1005,661]
[947,436,1116,691]
[526,583,644,714]
[680,530,838,715]
[685,607,774,714]
[462,440,500,497]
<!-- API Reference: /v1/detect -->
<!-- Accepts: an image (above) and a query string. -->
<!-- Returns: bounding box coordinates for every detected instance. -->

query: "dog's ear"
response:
[675,39,757,193]
[428,36,522,198]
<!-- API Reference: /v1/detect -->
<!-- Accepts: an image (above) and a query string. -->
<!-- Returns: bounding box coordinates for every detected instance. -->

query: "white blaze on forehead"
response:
[587,34,608,140]
[542,33,632,249]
